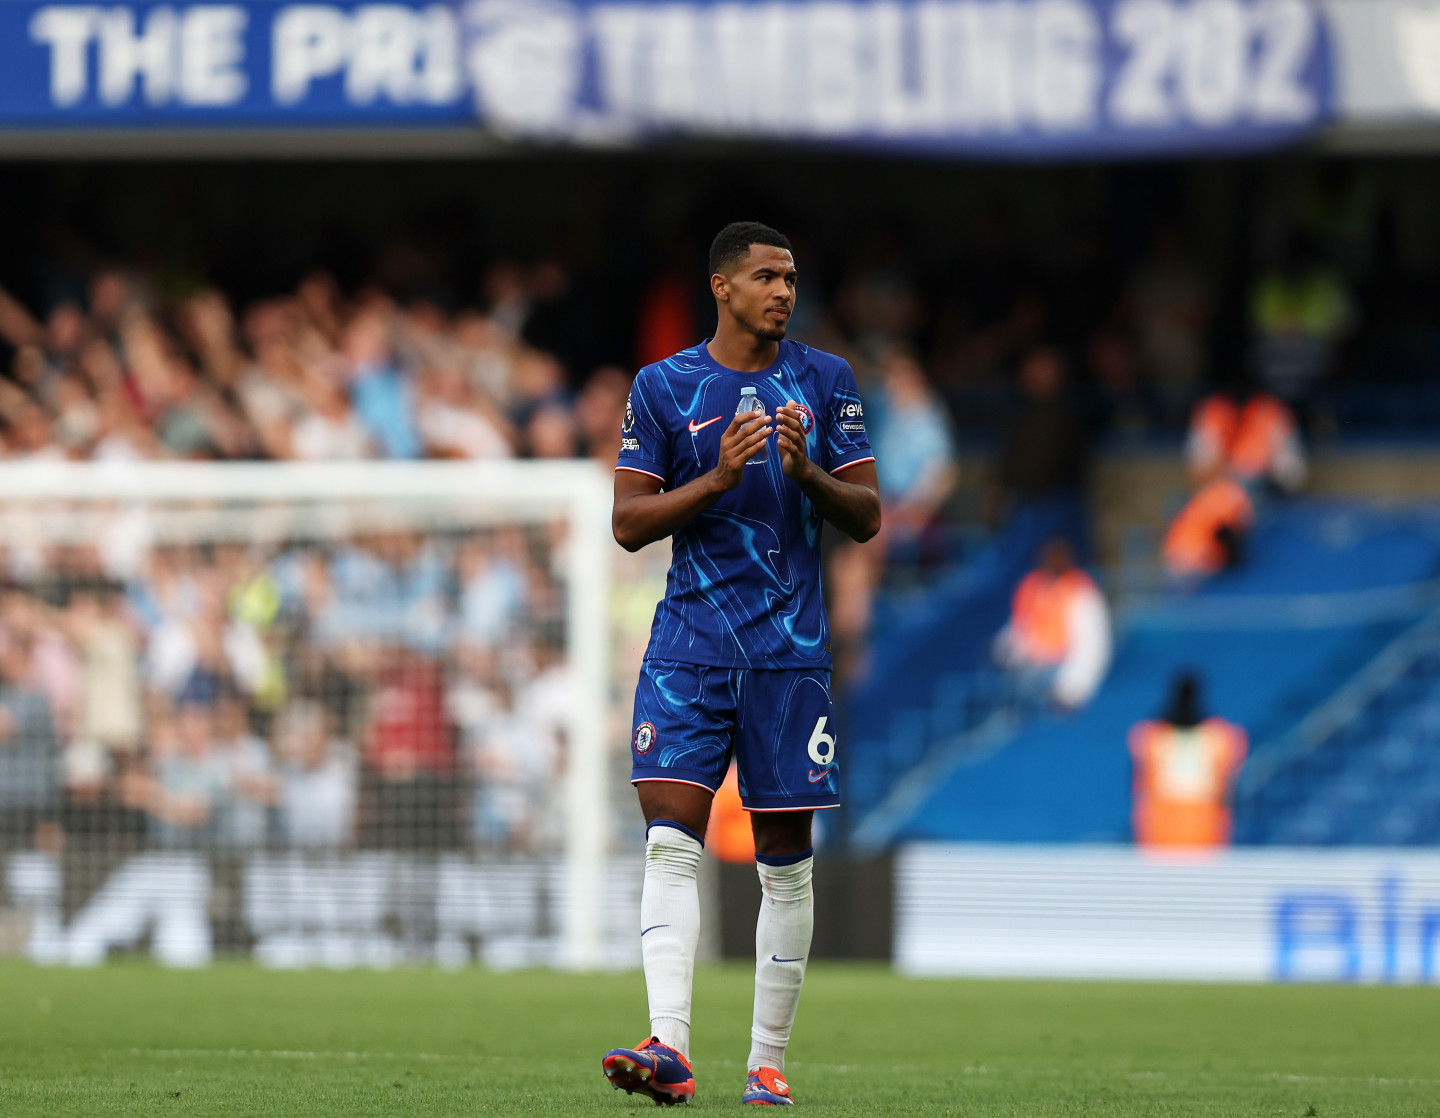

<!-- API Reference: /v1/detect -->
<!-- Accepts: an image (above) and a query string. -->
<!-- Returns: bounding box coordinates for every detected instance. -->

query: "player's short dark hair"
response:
[709,222,793,276]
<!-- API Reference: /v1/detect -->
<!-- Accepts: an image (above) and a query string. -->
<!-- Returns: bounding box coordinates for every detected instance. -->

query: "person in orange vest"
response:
[1129,673,1248,849]
[1165,373,1305,583]
[1162,474,1255,580]
[994,537,1112,711]
[706,763,756,864]
[1187,379,1307,493]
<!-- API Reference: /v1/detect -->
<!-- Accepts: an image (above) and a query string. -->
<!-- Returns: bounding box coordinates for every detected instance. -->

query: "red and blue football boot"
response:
[601,1036,695,1106]
[742,1067,794,1105]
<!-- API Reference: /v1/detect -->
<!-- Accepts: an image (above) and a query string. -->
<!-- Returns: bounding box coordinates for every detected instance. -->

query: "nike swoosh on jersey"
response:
[770,955,805,963]
[641,924,671,936]
[806,769,831,783]
[687,416,723,434]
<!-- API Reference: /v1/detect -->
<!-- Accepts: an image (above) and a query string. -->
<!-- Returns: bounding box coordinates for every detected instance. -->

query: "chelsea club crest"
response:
[633,721,657,754]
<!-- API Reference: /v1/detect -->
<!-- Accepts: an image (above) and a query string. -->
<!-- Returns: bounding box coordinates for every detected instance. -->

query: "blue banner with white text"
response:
[0,0,1335,156]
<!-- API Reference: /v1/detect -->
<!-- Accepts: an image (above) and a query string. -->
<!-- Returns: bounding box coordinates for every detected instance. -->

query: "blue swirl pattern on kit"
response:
[631,659,840,810]
[618,339,874,670]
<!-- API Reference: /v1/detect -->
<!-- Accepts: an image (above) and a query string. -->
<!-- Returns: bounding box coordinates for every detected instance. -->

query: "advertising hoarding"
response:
[897,844,1440,983]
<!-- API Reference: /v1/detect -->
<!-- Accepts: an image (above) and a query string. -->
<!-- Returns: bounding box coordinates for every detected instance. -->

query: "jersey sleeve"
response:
[821,359,876,475]
[616,368,672,483]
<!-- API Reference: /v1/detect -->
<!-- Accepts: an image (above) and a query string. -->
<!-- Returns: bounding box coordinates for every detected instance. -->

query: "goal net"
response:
[0,460,644,970]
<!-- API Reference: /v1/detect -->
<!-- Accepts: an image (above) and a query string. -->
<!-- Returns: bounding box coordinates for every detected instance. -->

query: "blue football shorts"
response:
[629,658,840,811]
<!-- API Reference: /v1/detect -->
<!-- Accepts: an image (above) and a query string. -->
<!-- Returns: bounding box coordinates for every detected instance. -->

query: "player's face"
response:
[718,245,797,341]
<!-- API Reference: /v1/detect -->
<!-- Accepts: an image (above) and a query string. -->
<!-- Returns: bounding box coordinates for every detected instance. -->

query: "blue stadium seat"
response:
[850,498,1440,848]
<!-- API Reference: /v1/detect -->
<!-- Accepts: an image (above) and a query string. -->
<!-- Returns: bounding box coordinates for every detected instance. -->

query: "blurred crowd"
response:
[0,268,633,468]
[0,217,1353,495]
[0,521,572,855]
[0,212,1354,683]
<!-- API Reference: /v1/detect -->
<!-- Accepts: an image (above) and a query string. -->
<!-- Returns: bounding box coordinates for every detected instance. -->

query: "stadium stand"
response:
[8,153,1440,881]
[851,501,1440,849]
[1236,606,1440,847]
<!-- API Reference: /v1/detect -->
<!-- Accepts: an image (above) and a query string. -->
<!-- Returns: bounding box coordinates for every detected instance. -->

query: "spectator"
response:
[343,312,421,459]
[466,641,566,851]
[4,400,64,461]
[456,535,528,649]
[46,301,86,367]
[452,312,516,410]
[291,375,371,461]
[414,364,513,460]
[7,591,81,743]
[0,631,61,846]
[1129,672,1248,848]
[508,349,567,427]
[64,585,143,793]
[273,700,356,849]
[1251,237,1354,409]
[525,402,579,459]
[325,533,447,653]
[1163,476,1255,582]
[1187,377,1307,493]
[993,347,1089,521]
[179,289,246,392]
[235,335,309,460]
[826,348,957,668]
[871,347,959,535]
[213,693,275,848]
[361,651,458,850]
[124,697,232,848]
[575,365,631,465]
[994,538,1112,712]
[51,374,101,453]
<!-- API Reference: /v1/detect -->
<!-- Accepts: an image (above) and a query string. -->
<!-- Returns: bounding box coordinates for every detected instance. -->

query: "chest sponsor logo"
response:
[687,416,723,434]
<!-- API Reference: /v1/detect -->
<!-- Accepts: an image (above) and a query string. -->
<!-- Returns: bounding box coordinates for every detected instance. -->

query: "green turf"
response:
[0,961,1436,1117]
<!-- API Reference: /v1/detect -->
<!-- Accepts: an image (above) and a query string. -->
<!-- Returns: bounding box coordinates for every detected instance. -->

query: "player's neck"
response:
[707,321,781,373]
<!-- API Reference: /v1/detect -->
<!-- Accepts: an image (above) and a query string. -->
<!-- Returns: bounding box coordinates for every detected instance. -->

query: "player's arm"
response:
[775,403,881,543]
[613,412,773,551]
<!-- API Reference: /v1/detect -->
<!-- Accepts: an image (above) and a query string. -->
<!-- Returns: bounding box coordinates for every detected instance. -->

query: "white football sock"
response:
[640,821,703,1058]
[748,850,814,1073]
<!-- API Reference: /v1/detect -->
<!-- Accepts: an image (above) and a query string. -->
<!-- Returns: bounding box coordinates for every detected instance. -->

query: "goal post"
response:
[0,460,618,970]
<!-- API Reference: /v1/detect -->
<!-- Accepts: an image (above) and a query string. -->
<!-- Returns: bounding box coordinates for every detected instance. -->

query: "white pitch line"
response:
[126,1049,496,1063]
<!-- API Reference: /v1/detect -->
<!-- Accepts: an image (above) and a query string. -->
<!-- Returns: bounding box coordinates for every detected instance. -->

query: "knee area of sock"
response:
[755,851,813,903]
[646,820,704,873]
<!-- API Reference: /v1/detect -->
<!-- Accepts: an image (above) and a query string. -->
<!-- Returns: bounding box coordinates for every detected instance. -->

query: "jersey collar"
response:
[698,338,788,379]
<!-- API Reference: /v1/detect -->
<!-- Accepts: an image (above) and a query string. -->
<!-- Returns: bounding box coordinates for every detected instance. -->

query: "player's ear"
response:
[711,272,730,303]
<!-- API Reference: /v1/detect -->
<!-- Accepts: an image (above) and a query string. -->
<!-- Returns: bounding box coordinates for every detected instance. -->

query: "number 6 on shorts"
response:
[806,716,835,766]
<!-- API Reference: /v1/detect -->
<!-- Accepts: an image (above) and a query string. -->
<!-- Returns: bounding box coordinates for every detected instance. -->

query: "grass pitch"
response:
[0,962,1435,1117]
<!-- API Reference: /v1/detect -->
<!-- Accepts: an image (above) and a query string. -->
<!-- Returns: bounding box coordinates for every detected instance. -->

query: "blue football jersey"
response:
[617,339,875,669]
